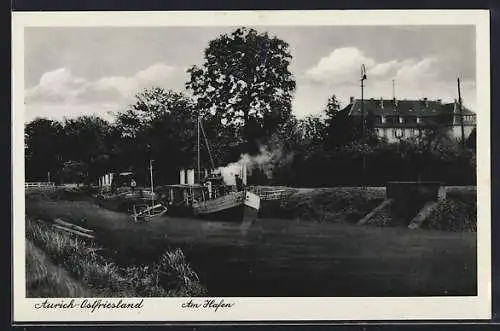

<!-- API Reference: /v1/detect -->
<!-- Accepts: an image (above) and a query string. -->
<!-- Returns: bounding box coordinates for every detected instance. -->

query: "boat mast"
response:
[199,120,216,170]
[149,159,154,207]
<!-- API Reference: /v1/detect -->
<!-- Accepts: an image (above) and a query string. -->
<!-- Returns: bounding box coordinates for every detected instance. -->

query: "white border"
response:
[12,10,491,322]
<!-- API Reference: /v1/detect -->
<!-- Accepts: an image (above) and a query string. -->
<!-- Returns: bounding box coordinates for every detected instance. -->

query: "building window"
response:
[416,117,421,124]
[381,115,386,124]
[413,128,420,136]
[394,128,404,138]
[399,116,404,124]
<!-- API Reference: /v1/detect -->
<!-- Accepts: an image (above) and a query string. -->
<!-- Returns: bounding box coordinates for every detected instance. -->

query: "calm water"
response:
[27,200,477,297]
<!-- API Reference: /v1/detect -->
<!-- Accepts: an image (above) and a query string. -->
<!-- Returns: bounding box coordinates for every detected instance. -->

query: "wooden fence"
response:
[25,182,56,188]
[247,186,291,201]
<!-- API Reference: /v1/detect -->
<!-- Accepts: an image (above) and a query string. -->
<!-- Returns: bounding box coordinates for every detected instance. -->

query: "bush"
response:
[260,187,385,223]
[424,189,477,232]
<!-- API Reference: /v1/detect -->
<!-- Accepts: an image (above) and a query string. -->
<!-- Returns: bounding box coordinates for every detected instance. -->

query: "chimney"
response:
[437,98,442,104]
[423,97,428,108]
[242,164,247,185]
[179,169,186,185]
[187,169,195,185]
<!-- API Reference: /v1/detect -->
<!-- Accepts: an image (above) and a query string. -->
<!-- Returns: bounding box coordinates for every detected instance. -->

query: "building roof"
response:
[346,98,475,117]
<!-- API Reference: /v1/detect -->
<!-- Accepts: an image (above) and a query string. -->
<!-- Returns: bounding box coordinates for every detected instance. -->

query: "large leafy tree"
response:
[25,118,65,181]
[186,27,296,154]
[62,115,118,181]
[114,87,198,184]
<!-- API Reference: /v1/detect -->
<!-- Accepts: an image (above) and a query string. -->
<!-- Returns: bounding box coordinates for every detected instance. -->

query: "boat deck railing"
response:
[247,186,291,201]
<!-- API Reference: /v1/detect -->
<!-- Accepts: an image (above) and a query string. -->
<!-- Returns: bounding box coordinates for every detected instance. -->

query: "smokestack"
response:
[187,169,195,185]
[179,169,185,185]
[242,163,247,185]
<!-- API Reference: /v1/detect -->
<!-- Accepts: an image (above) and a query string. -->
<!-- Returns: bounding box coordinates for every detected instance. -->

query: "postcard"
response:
[12,9,491,322]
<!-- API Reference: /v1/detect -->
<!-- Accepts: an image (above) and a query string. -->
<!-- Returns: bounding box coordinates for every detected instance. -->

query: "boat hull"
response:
[192,191,260,223]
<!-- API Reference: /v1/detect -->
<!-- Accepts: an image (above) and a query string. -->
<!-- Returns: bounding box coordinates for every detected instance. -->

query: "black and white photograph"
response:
[12,10,491,322]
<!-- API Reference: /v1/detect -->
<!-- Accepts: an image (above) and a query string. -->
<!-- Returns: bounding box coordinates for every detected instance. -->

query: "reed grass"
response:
[26,218,207,297]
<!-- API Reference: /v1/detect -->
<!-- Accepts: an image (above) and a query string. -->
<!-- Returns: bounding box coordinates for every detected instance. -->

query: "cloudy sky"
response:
[24,25,476,123]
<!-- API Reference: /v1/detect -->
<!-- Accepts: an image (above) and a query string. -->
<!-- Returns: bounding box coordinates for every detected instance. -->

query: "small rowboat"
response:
[132,203,168,223]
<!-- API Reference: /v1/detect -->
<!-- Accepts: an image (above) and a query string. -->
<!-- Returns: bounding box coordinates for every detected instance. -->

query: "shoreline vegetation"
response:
[257,186,476,232]
[26,218,207,298]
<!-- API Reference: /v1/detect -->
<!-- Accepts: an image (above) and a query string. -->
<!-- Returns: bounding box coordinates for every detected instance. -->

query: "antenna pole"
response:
[360,64,367,187]
[457,77,465,148]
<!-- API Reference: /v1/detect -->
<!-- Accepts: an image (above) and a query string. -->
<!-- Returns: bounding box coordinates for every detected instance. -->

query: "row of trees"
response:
[24,27,476,187]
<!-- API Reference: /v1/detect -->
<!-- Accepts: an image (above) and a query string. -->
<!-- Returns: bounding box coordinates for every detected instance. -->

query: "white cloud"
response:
[296,48,476,118]
[25,63,183,122]
[26,63,181,105]
[25,68,86,103]
[305,47,443,86]
[306,47,376,84]
[369,60,399,77]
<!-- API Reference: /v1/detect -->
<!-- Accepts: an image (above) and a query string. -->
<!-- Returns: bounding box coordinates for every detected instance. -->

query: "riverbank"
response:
[258,186,476,231]
[26,218,207,297]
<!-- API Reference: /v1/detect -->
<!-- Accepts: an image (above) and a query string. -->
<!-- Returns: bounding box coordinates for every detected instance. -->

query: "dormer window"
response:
[408,108,413,112]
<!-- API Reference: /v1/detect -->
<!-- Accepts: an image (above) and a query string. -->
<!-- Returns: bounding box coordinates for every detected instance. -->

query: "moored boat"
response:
[159,115,261,223]
[192,190,260,223]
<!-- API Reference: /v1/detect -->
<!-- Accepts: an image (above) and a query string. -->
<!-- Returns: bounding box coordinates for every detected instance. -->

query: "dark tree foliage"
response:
[25,118,65,181]
[186,27,296,154]
[323,95,379,150]
[114,87,198,185]
[62,115,117,182]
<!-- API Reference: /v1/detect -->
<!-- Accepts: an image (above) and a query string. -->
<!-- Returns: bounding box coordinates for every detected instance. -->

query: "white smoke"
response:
[216,144,290,185]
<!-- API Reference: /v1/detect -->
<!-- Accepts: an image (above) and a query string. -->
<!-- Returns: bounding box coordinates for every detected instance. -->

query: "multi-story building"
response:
[343,97,476,143]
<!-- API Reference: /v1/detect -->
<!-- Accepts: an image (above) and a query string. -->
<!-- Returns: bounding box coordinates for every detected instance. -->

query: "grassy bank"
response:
[259,186,476,232]
[259,187,386,223]
[423,187,477,232]
[26,239,93,297]
[26,218,207,297]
